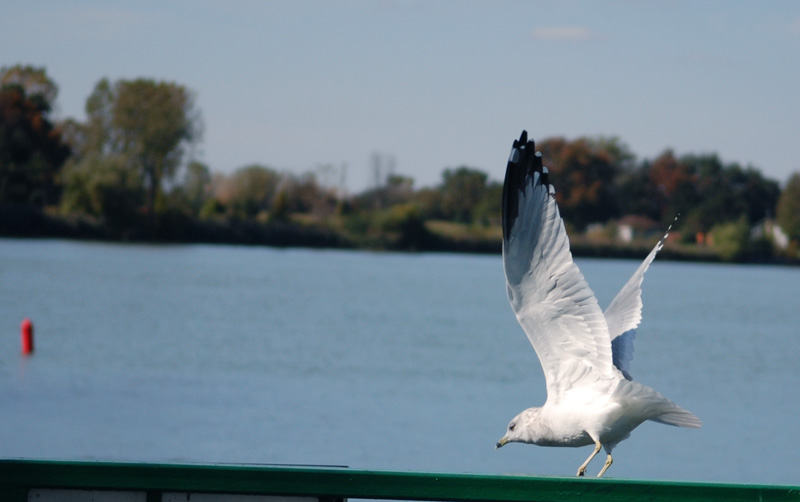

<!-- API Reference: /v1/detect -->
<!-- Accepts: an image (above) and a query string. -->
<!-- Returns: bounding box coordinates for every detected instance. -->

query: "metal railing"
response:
[1,459,798,502]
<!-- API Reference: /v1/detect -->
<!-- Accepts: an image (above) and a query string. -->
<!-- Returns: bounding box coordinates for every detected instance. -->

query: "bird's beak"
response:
[495,437,508,449]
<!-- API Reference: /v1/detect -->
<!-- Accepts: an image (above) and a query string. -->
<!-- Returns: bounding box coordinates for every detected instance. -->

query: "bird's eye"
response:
[509,423,516,431]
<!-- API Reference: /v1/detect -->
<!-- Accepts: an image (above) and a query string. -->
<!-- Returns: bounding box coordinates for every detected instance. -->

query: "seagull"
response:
[494,131,701,477]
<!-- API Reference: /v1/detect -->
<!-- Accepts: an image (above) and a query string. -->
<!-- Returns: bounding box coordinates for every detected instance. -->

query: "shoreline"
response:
[3,205,797,265]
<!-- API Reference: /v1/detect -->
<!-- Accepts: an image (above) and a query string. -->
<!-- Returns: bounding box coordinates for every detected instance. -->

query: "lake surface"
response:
[1,238,799,485]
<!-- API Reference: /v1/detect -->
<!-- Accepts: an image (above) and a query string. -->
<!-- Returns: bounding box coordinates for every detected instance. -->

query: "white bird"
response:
[495,131,700,477]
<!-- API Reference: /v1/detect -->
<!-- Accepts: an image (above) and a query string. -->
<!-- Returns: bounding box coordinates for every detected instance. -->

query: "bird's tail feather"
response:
[650,408,702,428]
[613,379,702,429]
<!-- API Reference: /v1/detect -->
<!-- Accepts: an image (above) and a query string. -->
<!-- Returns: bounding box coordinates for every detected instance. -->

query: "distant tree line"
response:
[2,64,800,261]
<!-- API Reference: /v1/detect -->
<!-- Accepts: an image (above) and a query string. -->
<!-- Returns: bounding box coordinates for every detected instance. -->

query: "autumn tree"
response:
[645,150,698,225]
[0,64,58,109]
[587,137,637,173]
[537,137,621,230]
[0,65,70,206]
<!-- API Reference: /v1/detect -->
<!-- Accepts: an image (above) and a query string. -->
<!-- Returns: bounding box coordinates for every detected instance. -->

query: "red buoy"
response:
[21,318,34,355]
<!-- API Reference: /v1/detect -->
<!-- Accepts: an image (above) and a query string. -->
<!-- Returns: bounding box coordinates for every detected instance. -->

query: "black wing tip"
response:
[502,130,548,240]
[517,129,528,146]
[511,129,531,152]
[540,165,550,187]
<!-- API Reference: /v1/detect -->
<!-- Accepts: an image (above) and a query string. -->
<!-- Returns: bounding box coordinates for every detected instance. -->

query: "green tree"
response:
[114,79,201,226]
[679,154,780,236]
[710,216,750,261]
[377,202,431,250]
[83,78,114,155]
[225,164,281,218]
[281,172,335,217]
[60,152,143,230]
[414,186,444,220]
[472,181,503,226]
[616,166,661,221]
[159,160,212,220]
[440,166,488,223]
[270,188,290,222]
[59,80,142,230]
[777,173,800,241]
[181,161,211,216]
[355,174,415,213]
[736,167,781,224]
[0,65,70,206]
[77,78,202,230]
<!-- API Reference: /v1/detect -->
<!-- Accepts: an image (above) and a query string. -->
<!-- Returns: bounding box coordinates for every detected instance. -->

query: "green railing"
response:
[1,459,798,502]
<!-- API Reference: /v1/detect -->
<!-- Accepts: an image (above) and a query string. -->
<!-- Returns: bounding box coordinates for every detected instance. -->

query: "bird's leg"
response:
[576,441,602,477]
[596,454,613,477]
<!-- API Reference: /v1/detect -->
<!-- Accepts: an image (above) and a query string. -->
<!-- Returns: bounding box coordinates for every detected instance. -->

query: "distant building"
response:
[615,215,661,243]
[751,219,789,250]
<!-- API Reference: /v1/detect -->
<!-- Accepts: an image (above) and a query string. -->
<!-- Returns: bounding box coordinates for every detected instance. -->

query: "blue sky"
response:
[3,1,799,192]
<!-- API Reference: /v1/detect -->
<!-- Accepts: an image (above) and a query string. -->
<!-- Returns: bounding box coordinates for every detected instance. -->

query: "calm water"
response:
[1,238,799,485]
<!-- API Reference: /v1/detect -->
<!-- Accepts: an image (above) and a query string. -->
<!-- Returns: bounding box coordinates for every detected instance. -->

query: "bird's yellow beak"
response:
[495,437,509,449]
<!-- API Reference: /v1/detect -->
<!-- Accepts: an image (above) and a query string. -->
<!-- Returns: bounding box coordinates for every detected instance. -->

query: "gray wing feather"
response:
[604,220,675,378]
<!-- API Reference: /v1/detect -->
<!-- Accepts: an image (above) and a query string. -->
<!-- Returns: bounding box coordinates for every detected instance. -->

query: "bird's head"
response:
[496,407,542,449]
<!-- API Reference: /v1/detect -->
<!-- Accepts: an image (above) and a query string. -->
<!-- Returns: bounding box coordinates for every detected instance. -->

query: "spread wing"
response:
[502,131,615,401]
[604,221,674,379]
